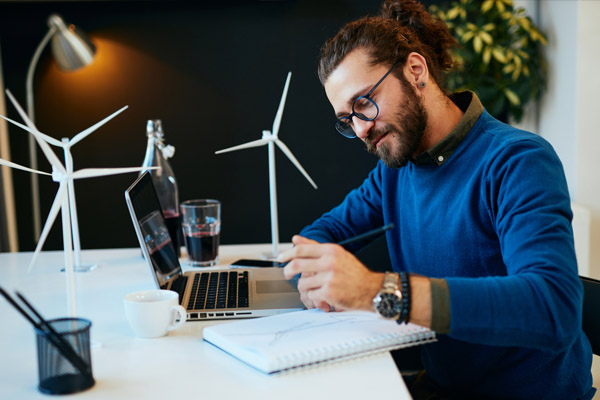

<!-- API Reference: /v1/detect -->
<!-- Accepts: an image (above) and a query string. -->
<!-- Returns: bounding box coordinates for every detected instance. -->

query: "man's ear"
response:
[403,52,429,89]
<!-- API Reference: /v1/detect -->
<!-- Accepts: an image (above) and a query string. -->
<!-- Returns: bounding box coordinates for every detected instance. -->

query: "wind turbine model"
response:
[4,102,130,272]
[0,90,155,316]
[215,72,317,258]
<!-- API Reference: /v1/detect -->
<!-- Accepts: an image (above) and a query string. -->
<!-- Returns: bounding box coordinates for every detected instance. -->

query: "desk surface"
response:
[0,245,411,400]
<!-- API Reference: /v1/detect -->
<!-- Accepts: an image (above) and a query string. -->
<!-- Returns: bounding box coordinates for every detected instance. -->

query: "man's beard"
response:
[365,81,428,168]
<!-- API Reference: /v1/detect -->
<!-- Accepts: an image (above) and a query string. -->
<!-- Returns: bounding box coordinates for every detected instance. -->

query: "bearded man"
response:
[278,0,595,399]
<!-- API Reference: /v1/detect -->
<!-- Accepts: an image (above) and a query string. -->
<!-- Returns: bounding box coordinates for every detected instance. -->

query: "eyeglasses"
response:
[334,59,403,139]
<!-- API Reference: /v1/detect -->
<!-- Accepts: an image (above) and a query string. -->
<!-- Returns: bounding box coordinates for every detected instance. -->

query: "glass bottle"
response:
[141,119,181,257]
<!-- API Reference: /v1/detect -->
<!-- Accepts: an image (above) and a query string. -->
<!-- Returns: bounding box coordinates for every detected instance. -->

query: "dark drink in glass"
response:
[184,231,220,265]
[163,211,181,258]
[181,199,221,267]
[148,238,179,274]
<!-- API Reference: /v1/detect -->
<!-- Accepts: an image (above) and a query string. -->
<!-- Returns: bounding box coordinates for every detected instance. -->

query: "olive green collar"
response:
[414,91,483,166]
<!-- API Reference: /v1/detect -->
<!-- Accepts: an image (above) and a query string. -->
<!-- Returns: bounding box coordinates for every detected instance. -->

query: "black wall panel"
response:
[0,0,433,267]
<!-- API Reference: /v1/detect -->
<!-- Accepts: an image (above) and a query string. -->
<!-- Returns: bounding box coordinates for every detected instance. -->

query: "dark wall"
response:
[0,0,430,266]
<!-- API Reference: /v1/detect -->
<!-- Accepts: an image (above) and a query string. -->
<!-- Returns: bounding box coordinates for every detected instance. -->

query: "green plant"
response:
[430,0,548,122]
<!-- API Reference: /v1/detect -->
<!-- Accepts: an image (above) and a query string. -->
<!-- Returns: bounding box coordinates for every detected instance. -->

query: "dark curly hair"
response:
[318,0,457,92]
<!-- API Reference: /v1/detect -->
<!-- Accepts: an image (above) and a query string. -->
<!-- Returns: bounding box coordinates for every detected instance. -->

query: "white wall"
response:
[538,1,579,195]
[537,0,600,279]
[574,1,600,280]
[537,2,600,393]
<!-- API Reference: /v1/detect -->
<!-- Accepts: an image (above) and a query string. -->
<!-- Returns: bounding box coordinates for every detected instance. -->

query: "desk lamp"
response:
[26,14,96,243]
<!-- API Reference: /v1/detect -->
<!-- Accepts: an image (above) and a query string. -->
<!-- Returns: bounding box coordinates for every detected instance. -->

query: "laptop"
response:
[125,172,304,321]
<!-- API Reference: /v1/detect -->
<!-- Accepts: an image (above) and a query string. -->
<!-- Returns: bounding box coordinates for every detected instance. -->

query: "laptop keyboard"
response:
[165,271,249,311]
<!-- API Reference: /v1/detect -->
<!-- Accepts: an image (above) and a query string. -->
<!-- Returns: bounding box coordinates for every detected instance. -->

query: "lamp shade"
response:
[47,14,95,71]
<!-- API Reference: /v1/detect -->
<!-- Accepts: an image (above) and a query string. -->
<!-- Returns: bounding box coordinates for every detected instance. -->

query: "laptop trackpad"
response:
[256,280,297,294]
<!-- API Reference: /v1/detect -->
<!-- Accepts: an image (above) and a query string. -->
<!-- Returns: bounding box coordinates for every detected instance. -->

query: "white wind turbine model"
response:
[0,90,155,316]
[215,72,317,259]
[4,101,129,273]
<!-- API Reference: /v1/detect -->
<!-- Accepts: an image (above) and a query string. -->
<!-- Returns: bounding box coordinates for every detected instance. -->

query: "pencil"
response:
[278,223,394,268]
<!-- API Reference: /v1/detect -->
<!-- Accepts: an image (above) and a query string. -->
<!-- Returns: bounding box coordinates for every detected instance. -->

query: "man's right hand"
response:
[278,235,385,312]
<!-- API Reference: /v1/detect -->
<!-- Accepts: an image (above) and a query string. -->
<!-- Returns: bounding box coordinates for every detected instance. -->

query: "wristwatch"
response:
[373,271,410,323]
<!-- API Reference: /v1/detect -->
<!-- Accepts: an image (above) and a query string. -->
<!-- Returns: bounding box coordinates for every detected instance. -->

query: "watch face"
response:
[376,292,402,319]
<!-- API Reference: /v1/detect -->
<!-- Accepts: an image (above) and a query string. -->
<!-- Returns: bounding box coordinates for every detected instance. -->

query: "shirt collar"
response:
[414,91,483,166]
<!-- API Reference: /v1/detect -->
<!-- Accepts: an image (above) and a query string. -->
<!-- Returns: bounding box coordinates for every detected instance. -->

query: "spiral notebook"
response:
[203,308,436,374]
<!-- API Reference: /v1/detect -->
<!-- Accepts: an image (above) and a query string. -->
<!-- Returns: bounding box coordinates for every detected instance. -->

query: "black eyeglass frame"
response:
[334,59,403,139]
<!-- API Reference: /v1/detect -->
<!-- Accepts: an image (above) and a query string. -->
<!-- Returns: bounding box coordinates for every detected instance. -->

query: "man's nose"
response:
[352,116,375,139]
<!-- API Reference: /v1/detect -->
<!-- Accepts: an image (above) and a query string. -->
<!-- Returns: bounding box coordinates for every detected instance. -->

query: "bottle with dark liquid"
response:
[141,120,182,257]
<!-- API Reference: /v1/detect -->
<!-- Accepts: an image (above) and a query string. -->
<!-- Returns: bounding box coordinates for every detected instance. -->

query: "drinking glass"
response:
[181,199,221,266]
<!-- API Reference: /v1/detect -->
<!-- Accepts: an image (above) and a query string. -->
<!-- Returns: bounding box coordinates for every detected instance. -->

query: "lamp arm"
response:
[25,26,56,241]
[26,26,56,123]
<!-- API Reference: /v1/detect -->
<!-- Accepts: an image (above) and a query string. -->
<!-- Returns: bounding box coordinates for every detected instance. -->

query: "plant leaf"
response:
[511,65,521,80]
[519,17,531,31]
[474,35,483,53]
[447,6,460,19]
[504,88,520,106]
[503,63,515,74]
[480,31,493,44]
[496,0,506,13]
[482,0,494,13]
[492,48,508,63]
[483,46,492,64]
[462,31,475,42]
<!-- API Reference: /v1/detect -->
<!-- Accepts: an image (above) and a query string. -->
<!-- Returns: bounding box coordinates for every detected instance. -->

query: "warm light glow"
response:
[41,35,183,96]
[36,37,176,111]
[36,34,190,138]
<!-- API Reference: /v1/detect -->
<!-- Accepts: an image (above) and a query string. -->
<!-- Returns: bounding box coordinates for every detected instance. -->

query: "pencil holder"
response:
[34,318,95,395]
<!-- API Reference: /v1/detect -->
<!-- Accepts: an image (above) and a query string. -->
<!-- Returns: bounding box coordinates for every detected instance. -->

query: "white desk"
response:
[0,245,411,399]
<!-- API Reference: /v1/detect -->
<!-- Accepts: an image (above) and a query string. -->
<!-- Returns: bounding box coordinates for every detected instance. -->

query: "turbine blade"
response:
[71,166,156,180]
[70,105,129,146]
[28,182,67,272]
[274,139,318,189]
[215,138,269,154]
[272,72,292,138]
[0,157,51,176]
[0,115,62,146]
[5,90,66,174]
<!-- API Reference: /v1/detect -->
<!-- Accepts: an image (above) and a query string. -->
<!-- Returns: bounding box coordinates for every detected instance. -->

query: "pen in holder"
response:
[0,288,95,395]
[35,318,95,395]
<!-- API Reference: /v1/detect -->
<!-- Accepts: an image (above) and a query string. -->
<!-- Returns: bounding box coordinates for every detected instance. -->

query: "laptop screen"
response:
[125,172,181,287]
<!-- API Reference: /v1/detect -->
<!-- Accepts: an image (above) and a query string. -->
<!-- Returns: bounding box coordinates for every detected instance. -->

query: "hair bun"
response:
[380,0,428,32]
[380,0,456,71]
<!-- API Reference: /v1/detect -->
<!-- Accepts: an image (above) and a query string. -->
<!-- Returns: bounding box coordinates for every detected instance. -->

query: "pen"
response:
[336,223,395,247]
[278,223,395,268]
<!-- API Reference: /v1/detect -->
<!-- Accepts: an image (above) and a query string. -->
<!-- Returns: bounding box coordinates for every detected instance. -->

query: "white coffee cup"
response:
[124,290,187,338]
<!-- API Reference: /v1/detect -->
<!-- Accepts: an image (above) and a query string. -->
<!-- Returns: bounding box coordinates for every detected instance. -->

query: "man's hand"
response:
[278,235,384,312]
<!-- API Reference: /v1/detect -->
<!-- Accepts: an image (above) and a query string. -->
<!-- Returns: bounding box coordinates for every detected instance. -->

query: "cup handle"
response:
[168,305,187,331]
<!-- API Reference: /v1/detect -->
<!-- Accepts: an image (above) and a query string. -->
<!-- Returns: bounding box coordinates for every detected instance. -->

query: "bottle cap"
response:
[146,119,164,138]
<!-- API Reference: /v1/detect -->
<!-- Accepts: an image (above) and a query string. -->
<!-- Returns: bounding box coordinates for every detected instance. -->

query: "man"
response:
[278,0,595,398]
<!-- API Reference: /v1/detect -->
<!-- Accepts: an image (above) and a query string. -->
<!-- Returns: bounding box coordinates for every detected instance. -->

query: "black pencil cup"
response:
[34,318,95,395]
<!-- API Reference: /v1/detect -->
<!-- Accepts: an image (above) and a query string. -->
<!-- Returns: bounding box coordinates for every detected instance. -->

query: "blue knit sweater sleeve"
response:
[447,132,582,351]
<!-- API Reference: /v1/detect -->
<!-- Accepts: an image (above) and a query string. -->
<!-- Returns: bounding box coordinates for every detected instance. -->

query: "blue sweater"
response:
[300,110,594,399]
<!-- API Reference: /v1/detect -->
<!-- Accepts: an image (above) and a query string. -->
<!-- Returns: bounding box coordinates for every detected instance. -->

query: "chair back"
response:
[581,275,600,355]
